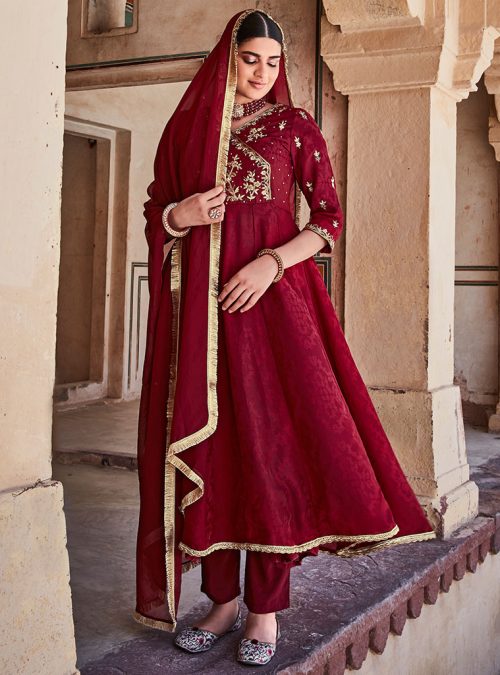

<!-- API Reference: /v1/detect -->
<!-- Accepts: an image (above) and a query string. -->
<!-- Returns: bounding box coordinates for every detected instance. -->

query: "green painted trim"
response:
[314,0,323,127]
[128,262,148,389]
[455,265,498,271]
[455,281,498,287]
[67,51,209,72]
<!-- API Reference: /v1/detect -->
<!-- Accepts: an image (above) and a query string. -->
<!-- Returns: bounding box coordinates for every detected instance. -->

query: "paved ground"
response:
[52,399,500,672]
[53,398,139,458]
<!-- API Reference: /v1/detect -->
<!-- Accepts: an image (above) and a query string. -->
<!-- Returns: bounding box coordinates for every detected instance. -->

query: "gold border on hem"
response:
[334,530,437,557]
[177,524,403,556]
[177,526,438,559]
[132,610,175,633]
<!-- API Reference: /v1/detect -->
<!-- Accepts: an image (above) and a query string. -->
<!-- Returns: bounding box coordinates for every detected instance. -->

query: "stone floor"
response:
[52,399,500,673]
[53,398,138,459]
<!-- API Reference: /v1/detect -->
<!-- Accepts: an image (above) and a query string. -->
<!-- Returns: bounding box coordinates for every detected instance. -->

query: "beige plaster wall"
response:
[1,4,68,488]
[0,1,77,672]
[65,81,189,395]
[360,552,500,675]
[455,77,499,411]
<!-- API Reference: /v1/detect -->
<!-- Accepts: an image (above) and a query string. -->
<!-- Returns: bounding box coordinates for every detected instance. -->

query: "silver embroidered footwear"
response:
[236,616,281,666]
[174,604,242,653]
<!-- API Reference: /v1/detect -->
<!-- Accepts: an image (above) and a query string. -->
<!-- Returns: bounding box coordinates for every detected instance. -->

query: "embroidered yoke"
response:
[223,103,343,253]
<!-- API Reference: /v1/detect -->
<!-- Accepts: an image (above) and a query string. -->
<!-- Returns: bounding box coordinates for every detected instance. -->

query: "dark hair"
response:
[236,10,283,46]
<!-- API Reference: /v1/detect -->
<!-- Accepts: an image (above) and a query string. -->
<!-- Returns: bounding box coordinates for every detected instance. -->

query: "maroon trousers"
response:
[200,548,291,613]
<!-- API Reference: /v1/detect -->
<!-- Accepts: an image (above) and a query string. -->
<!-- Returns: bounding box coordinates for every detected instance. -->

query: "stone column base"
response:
[427,480,480,538]
[0,480,78,674]
[369,384,479,538]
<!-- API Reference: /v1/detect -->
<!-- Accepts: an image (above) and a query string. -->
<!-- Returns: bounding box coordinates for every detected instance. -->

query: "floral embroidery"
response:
[226,134,272,202]
[313,150,321,162]
[225,154,244,201]
[299,110,308,119]
[279,120,287,130]
[331,176,335,188]
[242,171,262,200]
[306,181,313,192]
[294,136,302,148]
[247,125,266,142]
[319,200,327,210]
[175,606,242,653]
[304,222,335,253]
[332,219,339,228]
[237,637,278,665]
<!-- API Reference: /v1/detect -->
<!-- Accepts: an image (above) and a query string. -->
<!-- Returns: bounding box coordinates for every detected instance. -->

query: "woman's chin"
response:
[239,87,271,100]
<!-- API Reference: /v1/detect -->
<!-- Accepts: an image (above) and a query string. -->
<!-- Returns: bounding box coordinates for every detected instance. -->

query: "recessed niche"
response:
[82,0,138,38]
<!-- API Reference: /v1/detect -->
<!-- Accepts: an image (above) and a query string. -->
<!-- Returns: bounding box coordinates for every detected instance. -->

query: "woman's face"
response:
[235,37,281,102]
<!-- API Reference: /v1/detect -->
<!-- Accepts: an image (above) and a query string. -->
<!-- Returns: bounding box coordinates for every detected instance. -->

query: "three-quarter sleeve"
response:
[289,108,344,254]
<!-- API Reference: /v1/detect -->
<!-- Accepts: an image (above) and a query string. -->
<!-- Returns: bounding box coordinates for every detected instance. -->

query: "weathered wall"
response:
[0,1,78,673]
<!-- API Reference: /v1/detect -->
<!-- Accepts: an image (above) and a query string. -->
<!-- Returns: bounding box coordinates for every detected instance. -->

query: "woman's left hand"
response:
[218,254,280,313]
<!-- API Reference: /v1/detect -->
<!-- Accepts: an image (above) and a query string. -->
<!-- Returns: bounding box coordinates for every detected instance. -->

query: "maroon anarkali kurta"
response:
[134,10,436,632]
[171,102,436,565]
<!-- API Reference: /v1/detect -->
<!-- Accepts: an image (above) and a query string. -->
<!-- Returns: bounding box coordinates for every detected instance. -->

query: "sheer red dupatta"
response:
[135,9,294,632]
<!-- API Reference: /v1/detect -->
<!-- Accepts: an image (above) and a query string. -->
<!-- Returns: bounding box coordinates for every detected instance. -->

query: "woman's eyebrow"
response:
[240,50,281,59]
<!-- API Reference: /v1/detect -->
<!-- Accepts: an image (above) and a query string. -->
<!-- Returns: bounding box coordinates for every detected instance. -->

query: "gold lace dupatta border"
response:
[161,9,296,630]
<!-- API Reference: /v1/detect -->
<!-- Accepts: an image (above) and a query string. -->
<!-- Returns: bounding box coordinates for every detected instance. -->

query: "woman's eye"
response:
[243,59,278,68]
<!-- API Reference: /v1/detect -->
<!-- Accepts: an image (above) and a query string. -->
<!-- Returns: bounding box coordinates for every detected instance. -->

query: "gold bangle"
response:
[257,248,284,283]
[162,202,191,238]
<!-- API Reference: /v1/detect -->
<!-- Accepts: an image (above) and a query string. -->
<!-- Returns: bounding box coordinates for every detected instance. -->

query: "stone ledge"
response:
[80,511,500,674]
[281,515,499,675]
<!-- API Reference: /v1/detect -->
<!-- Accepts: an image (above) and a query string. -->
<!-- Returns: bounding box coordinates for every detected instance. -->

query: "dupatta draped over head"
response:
[135,9,295,632]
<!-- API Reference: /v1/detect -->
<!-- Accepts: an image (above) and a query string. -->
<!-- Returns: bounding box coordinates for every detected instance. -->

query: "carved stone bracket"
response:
[321,0,500,100]
[485,45,500,123]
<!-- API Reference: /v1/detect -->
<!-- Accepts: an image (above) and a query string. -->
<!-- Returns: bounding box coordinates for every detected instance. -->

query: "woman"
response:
[133,8,436,666]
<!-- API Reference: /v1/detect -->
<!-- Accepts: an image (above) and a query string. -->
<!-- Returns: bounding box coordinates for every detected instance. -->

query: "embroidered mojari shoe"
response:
[236,616,281,666]
[174,604,242,653]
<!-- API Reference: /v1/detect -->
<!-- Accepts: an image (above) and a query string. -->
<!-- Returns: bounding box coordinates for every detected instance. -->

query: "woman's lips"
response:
[249,81,266,89]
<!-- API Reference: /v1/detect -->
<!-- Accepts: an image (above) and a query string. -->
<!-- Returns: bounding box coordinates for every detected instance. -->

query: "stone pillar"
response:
[0,3,78,673]
[485,51,500,434]
[321,1,500,536]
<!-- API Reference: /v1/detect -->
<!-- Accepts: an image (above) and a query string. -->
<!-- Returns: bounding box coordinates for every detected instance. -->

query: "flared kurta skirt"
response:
[175,199,435,566]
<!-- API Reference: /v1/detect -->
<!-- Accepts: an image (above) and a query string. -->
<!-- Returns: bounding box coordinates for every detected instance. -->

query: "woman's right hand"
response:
[168,185,227,231]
